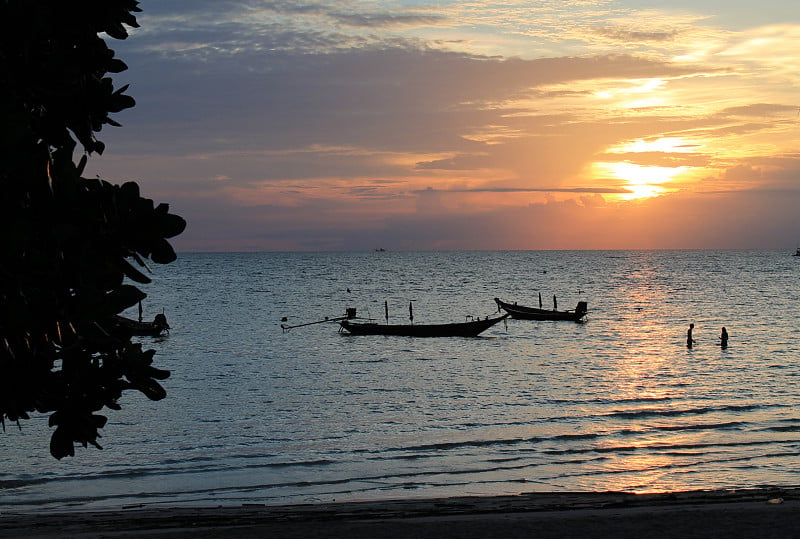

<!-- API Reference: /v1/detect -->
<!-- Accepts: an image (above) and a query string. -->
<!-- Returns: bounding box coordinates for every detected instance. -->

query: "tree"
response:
[0,0,186,458]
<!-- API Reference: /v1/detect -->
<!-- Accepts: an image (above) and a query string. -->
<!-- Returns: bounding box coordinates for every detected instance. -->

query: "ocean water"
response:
[2,250,800,512]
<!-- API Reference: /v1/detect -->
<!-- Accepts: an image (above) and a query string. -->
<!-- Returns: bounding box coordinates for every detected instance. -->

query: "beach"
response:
[3,488,800,538]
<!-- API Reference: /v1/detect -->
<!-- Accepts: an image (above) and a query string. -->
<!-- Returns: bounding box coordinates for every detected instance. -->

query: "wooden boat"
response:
[113,313,170,336]
[339,313,509,337]
[794,247,800,257]
[494,297,587,322]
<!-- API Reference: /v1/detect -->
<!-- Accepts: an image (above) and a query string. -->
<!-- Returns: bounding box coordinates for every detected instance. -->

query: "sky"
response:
[87,0,800,251]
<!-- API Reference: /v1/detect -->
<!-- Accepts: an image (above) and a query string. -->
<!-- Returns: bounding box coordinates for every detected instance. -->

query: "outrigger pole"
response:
[281,308,358,332]
[281,316,346,332]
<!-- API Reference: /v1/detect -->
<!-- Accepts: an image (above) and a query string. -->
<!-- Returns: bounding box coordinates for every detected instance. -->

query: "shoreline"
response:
[2,488,799,538]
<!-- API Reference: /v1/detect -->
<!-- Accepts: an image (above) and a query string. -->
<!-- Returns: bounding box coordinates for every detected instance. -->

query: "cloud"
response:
[330,13,447,28]
[592,26,679,43]
[603,151,712,167]
[102,48,703,159]
[115,149,800,252]
[412,187,632,194]
[719,103,796,118]
[85,1,800,251]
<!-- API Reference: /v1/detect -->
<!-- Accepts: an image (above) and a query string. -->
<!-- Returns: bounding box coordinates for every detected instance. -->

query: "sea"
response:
[2,250,800,513]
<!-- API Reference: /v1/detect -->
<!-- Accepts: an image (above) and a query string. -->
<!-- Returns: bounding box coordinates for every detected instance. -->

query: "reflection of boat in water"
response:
[339,314,508,337]
[494,297,587,322]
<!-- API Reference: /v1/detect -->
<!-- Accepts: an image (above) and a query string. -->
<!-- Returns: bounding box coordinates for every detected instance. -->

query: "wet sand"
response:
[2,488,800,538]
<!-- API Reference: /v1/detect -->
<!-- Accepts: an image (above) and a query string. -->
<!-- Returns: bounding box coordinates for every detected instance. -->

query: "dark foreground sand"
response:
[3,488,800,538]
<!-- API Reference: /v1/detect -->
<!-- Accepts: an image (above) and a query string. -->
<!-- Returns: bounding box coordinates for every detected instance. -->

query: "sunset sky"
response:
[88,0,800,251]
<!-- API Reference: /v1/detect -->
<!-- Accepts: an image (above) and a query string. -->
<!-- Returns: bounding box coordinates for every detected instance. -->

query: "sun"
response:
[596,161,687,200]
[594,137,699,200]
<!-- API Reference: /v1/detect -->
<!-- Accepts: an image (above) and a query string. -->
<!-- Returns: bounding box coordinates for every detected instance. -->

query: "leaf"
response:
[157,211,187,238]
[119,257,152,284]
[106,285,146,313]
[108,94,135,113]
[119,181,140,203]
[104,21,129,40]
[146,366,171,380]
[107,59,128,73]
[150,238,177,264]
[76,154,88,176]
[136,378,167,401]
[50,427,75,460]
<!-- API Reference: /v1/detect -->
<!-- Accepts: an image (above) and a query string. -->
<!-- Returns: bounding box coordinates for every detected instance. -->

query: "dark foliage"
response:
[0,0,186,458]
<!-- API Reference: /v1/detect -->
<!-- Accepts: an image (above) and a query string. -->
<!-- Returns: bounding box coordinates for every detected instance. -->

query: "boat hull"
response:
[113,314,170,336]
[340,314,508,337]
[495,298,587,322]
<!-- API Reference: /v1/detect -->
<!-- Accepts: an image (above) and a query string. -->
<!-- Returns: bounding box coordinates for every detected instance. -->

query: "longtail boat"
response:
[113,313,170,336]
[339,313,508,337]
[494,297,587,322]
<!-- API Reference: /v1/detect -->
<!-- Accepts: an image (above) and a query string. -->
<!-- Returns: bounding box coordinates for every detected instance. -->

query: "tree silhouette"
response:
[0,1,186,458]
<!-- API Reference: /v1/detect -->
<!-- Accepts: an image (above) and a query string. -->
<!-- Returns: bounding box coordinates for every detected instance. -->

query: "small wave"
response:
[759,425,800,433]
[652,421,745,432]
[1,457,342,493]
[542,438,780,456]
[602,403,768,420]
[377,420,751,456]
[548,396,673,405]
[0,478,49,490]
[388,437,535,452]
[381,430,609,453]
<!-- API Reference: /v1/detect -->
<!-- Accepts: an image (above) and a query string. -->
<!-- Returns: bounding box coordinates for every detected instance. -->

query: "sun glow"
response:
[595,137,700,200]
[597,162,687,200]
[609,137,700,154]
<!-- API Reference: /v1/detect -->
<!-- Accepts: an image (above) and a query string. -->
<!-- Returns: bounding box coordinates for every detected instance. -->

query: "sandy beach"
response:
[2,488,800,538]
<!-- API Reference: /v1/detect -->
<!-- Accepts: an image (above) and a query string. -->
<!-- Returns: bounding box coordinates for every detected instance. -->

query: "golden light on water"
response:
[596,445,690,494]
